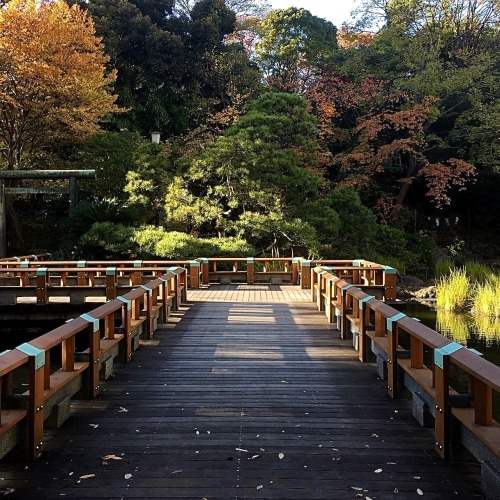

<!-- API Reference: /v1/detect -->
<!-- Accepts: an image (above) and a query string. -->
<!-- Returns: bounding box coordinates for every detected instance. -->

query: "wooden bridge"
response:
[0,258,498,499]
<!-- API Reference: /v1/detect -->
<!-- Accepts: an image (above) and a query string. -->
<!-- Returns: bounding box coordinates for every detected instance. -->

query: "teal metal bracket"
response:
[106,267,117,276]
[21,260,29,268]
[16,343,45,369]
[77,260,86,268]
[352,259,363,267]
[134,260,142,267]
[36,267,48,276]
[140,285,153,297]
[247,257,254,263]
[386,312,406,332]
[80,313,99,332]
[468,348,483,356]
[341,284,354,296]
[117,296,132,311]
[435,342,463,369]
[292,257,300,264]
[383,265,398,274]
[199,258,209,264]
[188,260,200,267]
[301,260,312,267]
[358,295,375,311]
[320,266,332,273]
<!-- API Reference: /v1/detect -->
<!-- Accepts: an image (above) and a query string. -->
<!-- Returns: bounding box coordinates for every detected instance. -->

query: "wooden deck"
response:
[1,285,483,499]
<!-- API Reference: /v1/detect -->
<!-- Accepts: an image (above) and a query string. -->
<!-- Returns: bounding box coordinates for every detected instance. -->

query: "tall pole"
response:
[0,180,5,257]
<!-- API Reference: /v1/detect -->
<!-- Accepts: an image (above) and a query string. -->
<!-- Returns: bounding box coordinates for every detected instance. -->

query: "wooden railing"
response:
[311,266,500,462]
[0,267,186,460]
[0,257,397,300]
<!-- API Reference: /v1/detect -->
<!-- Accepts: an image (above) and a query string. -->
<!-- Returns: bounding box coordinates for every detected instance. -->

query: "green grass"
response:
[436,268,470,311]
[435,258,454,278]
[472,276,500,317]
[463,260,492,283]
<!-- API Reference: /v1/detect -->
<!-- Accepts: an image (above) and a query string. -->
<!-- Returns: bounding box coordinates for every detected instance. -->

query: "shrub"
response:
[472,276,500,317]
[78,222,136,258]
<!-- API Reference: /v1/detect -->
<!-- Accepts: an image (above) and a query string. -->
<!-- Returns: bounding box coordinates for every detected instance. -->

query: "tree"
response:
[163,92,328,254]
[256,8,338,92]
[0,0,120,170]
[306,71,476,211]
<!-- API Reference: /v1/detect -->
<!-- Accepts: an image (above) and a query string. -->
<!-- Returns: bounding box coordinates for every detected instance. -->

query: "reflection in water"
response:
[436,310,471,345]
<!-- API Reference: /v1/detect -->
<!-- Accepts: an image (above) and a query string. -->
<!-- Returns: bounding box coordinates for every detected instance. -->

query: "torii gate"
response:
[0,169,96,257]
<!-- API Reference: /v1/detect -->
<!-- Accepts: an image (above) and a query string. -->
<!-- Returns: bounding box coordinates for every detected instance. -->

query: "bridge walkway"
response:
[1,285,482,499]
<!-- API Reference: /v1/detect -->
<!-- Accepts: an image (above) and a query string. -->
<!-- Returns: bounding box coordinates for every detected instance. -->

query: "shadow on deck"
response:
[1,285,482,499]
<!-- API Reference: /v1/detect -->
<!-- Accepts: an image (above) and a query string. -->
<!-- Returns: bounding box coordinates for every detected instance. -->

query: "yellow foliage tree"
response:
[0,0,120,170]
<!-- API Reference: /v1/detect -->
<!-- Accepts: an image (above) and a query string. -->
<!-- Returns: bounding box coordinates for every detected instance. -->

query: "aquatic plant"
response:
[472,277,500,317]
[436,268,470,311]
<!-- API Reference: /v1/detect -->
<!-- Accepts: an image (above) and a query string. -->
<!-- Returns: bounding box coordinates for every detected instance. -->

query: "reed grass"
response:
[435,258,454,278]
[435,268,470,311]
[472,276,500,317]
[464,260,492,283]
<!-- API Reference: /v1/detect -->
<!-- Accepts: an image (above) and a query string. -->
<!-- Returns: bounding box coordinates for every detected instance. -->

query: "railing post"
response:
[106,267,117,300]
[386,312,406,398]
[16,343,45,460]
[247,257,255,284]
[141,285,154,339]
[199,258,209,285]
[434,342,463,459]
[188,261,200,289]
[339,284,353,339]
[117,297,132,362]
[292,257,300,285]
[301,260,311,289]
[80,314,101,399]
[36,267,48,304]
[383,266,397,301]
[358,296,375,362]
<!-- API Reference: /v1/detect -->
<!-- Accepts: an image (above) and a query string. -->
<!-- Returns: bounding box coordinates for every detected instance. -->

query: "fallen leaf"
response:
[374,468,382,473]
[124,474,132,480]
[394,488,399,493]
[356,494,363,498]
[102,455,122,461]
[417,489,424,496]
[118,407,128,413]
[260,448,266,452]
[256,485,263,490]
[350,487,363,491]
[196,431,200,435]
[371,434,378,438]
[249,455,260,460]
[235,448,248,452]
[414,476,421,479]
[89,424,99,429]
[366,497,373,500]
[278,453,284,459]
[387,462,397,465]
[79,474,95,480]
[171,470,183,474]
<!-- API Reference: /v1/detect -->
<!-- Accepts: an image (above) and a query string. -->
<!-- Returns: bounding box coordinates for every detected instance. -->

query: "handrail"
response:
[311,266,500,461]
[0,267,187,460]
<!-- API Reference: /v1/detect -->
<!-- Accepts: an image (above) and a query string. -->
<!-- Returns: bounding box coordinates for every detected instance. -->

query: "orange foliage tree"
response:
[0,0,120,170]
[306,70,476,215]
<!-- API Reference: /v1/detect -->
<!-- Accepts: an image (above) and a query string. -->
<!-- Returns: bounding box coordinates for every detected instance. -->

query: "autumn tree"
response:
[0,0,120,171]
[306,71,476,213]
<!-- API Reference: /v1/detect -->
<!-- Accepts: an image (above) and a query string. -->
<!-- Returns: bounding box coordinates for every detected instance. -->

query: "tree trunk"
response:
[396,152,417,206]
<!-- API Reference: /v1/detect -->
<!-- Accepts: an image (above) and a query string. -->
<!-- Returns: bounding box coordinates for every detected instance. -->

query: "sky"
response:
[268,0,360,26]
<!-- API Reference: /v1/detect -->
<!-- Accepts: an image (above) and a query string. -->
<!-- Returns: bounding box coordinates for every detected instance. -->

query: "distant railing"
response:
[0,267,187,460]
[0,257,398,300]
[311,266,500,463]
